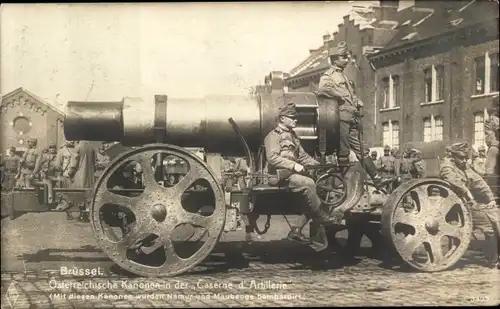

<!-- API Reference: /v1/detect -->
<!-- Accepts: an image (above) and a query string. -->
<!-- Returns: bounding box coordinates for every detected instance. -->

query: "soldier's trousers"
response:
[286,174,323,221]
[471,203,500,262]
[485,146,499,175]
[338,121,369,160]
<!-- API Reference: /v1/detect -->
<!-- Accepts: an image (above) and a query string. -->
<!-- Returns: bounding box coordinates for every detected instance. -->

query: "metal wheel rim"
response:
[91,143,225,277]
[381,178,472,272]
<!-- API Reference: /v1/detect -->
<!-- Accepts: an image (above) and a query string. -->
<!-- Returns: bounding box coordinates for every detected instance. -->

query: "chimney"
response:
[323,32,332,45]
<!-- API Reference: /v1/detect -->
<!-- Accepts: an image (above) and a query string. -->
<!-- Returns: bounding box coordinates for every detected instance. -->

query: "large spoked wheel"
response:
[91,144,225,277]
[316,171,347,207]
[381,178,472,272]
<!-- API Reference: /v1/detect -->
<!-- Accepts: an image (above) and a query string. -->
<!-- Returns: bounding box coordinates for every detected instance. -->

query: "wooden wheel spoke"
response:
[395,235,422,260]
[137,156,156,186]
[426,237,445,264]
[392,207,418,226]
[440,222,464,239]
[179,211,210,228]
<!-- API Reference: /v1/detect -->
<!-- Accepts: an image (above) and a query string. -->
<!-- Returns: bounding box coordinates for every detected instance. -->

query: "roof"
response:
[378,0,499,52]
[0,87,65,116]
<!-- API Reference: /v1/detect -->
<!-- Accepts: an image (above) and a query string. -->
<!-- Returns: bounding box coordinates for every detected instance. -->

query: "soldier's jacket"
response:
[3,154,21,173]
[485,114,499,148]
[317,65,362,123]
[20,148,41,170]
[55,146,74,174]
[264,124,319,173]
[400,157,414,180]
[439,158,495,204]
[471,157,486,175]
[377,155,395,174]
[34,152,58,176]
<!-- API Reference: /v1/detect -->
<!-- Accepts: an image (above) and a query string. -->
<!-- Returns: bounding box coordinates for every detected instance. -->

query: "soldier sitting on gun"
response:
[16,138,42,188]
[264,102,340,243]
[440,142,500,269]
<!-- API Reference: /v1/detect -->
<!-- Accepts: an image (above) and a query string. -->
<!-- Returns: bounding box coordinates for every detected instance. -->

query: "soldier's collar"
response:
[330,65,344,72]
[276,123,290,132]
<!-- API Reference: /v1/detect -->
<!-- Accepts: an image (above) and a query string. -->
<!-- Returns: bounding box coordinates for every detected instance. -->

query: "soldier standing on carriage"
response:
[264,102,339,242]
[35,144,59,181]
[440,142,500,269]
[2,146,21,190]
[317,41,392,195]
[484,94,499,175]
[16,138,42,188]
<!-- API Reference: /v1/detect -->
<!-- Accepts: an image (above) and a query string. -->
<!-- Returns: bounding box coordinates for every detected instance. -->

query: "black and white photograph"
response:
[1,1,499,307]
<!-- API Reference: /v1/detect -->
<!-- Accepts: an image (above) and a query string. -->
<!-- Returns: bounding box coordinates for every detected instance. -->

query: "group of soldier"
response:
[1,139,110,220]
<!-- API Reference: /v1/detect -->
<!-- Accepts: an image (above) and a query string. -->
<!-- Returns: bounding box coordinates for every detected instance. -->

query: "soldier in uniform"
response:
[440,142,499,268]
[399,148,414,183]
[317,41,392,192]
[472,145,487,175]
[377,145,396,178]
[95,145,110,180]
[2,146,21,190]
[33,144,59,203]
[264,102,338,242]
[370,150,378,162]
[16,138,42,188]
[55,140,76,188]
[485,94,499,175]
[409,148,426,178]
[391,147,401,179]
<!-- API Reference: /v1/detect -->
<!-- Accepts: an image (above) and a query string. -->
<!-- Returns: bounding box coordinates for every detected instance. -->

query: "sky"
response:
[1,1,377,108]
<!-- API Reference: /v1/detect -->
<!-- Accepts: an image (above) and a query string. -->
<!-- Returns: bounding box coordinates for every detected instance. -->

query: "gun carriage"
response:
[2,76,493,277]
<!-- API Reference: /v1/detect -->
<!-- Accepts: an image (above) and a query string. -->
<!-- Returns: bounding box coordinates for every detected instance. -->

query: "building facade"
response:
[367,0,499,151]
[0,88,66,154]
[285,2,399,146]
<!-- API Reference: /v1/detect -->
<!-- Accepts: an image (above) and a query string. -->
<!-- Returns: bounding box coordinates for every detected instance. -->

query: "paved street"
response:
[1,213,499,308]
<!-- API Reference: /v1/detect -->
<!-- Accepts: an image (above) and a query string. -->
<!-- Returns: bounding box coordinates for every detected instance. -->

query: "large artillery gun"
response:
[1,74,481,276]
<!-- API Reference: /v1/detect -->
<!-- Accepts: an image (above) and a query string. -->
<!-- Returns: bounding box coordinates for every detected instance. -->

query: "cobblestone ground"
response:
[1,213,499,308]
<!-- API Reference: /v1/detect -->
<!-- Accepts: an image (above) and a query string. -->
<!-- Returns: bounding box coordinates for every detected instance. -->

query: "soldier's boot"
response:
[362,156,393,190]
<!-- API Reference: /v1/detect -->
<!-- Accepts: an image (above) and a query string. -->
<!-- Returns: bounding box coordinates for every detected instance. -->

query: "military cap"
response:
[449,142,471,157]
[9,146,16,152]
[328,41,349,57]
[48,143,57,148]
[371,150,377,155]
[278,102,298,118]
[478,145,486,152]
[384,145,391,151]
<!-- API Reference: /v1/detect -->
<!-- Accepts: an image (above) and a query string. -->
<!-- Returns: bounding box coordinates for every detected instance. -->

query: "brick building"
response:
[0,88,66,155]
[367,0,499,151]
[285,2,399,146]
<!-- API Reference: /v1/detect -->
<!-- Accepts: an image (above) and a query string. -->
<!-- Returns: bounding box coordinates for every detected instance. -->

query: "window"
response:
[392,121,400,149]
[381,75,400,109]
[423,115,443,142]
[423,65,444,103]
[382,77,389,109]
[474,52,499,95]
[382,120,399,148]
[473,113,485,147]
